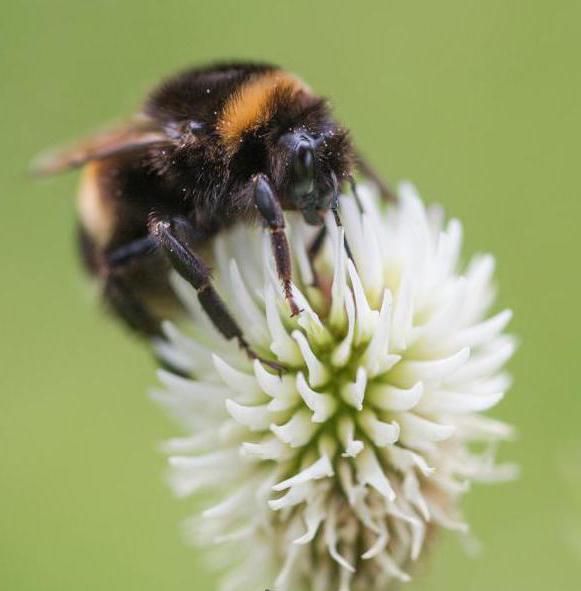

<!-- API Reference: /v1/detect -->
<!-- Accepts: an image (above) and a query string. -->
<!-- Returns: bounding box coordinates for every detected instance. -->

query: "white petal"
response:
[358,409,400,447]
[160,430,218,454]
[225,399,271,431]
[253,359,298,400]
[341,194,365,265]
[264,284,303,364]
[418,389,504,414]
[228,259,270,345]
[347,259,379,344]
[435,217,463,278]
[293,293,333,348]
[274,531,304,590]
[361,524,388,559]
[359,213,385,304]
[398,413,455,444]
[466,372,512,395]
[461,254,496,325]
[241,436,292,461]
[388,446,434,477]
[160,321,214,374]
[373,353,402,377]
[355,447,396,501]
[292,330,329,387]
[337,460,358,505]
[213,355,262,399]
[270,409,317,447]
[296,372,337,422]
[203,488,250,519]
[293,490,327,544]
[340,366,367,410]
[268,482,313,510]
[156,369,230,403]
[391,272,413,351]
[387,500,426,560]
[448,309,513,350]
[361,289,392,377]
[213,525,255,544]
[394,347,470,385]
[427,502,469,533]
[368,381,424,412]
[273,454,334,491]
[453,415,515,441]
[331,289,356,367]
[338,416,364,458]
[403,472,429,521]
[152,338,198,376]
[375,551,411,582]
[324,505,356,572]
[168,449,239,470]
[449,338,515,383]
[266,395,297,413]
[288,216,316,286]
[329,226,348,328]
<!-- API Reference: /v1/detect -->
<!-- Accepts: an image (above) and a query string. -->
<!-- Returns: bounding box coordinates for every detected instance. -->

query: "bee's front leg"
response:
[252,173,302,317]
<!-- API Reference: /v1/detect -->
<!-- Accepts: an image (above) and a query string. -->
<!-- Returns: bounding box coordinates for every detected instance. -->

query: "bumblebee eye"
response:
[294,144,314,181]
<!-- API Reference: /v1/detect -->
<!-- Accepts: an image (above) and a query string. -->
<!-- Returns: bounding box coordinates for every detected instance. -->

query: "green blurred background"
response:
[1,1,580,589]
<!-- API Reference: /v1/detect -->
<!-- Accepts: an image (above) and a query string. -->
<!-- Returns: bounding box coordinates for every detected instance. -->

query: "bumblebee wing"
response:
[32,116,169,175]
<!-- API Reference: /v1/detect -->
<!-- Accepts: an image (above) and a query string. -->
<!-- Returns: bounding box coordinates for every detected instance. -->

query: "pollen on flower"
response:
[151,182,517,591]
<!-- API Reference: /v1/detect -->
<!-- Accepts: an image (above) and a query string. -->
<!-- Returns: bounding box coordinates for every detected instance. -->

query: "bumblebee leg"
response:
[308,226,327,261]
[78,226,164,337]
[306,225,327,286]
[354,150,396,202]
[252,174,302,317]
[105,223,209,270]
[103,270,163,338]
[103,236,167,338]
[149,215,284,371]
[330,187,355,261]
[106,236,157,267]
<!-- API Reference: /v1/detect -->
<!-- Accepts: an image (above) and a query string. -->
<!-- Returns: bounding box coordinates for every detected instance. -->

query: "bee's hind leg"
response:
[149,215,286,373]
[106,235,157,267]
[78,226,164,338]
[96,235,166,338]
[102,271,164,338]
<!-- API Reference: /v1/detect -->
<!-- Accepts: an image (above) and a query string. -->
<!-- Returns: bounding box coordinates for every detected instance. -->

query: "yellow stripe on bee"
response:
[77,162,115,247]
[217,70,310,151]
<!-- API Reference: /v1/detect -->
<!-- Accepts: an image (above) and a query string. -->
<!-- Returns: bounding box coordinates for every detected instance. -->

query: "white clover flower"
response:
[151,182,517,591]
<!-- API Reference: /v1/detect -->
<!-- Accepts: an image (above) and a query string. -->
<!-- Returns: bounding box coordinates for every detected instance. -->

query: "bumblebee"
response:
[36,62,392,362]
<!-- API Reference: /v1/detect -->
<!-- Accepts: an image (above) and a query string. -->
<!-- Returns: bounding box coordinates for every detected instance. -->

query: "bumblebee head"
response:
[271,127,352,225]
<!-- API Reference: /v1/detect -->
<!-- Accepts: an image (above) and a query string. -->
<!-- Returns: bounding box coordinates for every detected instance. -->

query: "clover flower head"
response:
[151,182,517,591]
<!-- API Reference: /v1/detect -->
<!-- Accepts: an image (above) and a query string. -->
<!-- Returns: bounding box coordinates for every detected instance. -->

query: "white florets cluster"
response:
[151,183,517,591]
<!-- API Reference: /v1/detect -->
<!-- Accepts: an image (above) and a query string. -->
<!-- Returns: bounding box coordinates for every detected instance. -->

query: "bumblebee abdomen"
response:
[77,161,116,249]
